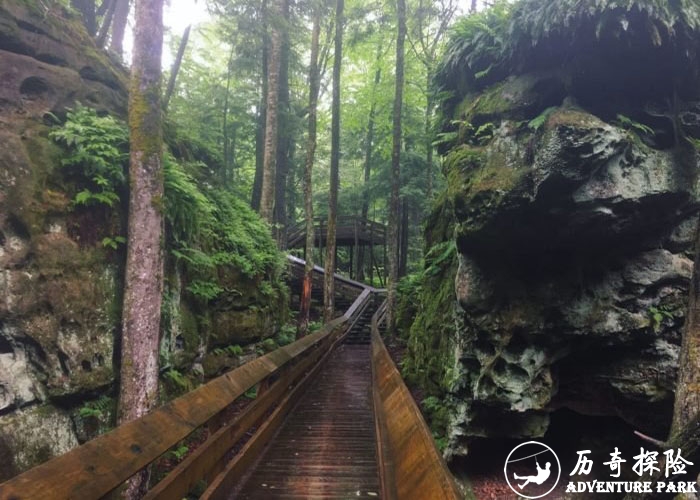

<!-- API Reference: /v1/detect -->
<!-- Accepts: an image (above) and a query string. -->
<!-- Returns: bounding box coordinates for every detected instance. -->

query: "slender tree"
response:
[109,0,130,55]
[163,24,192,111]
[299,6,322,335]
[252,0,269,211]
[387,0,406,334]
[323,0,344,322]
[96,0,117,47]
[672,218,700,435]
[273,0,291,245]
[357,46,382,283]
[117,0,164,497]
[259,0,283,223]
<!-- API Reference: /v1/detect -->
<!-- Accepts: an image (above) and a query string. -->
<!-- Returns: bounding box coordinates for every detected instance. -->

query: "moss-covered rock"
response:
[0,0,289,479]
[418,0,700,460]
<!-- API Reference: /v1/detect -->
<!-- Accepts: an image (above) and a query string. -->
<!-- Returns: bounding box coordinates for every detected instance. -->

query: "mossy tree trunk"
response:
[672,218,700,435]
[323,0,344,323]
[259,0,283,224]
[387,0,406,335]
[117,0,164,497]
[299,8,321,336]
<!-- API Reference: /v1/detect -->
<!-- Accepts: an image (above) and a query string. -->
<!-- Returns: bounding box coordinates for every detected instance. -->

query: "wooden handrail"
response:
[0,283,373,500]
[287,254,385,294]
[370,300,463,500]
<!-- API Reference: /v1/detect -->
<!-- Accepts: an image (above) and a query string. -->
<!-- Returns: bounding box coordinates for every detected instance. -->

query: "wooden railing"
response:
[286,215,387,248]
[0,289,374,500]
[370,300,463,500]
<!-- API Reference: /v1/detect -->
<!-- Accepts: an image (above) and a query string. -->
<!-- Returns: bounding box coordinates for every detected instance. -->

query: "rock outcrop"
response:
[0,1,287,479]
[402,0,700,459]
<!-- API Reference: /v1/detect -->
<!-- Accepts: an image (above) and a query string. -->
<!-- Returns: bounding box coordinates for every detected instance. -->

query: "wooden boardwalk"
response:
[234,344,380,499]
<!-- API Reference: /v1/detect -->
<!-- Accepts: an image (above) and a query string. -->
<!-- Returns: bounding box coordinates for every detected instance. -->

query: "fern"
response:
[50,105,127,208]
[528,107,558,131]
[615,113,655,136]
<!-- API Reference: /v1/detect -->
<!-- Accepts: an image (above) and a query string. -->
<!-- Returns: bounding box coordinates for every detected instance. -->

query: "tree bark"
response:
[672,219,700,435]
[96,0,116,48]
[109,0,130,55]
[273,0,291,246]
[118,0,164,497]
[323,0,344,323]
[357,52,381,283]
[387,0,406,335]
[425,72,434,201]
[72,0,97,35]
[259,0,283,224]
[163,24,191,112]
[399,197,409,277]
[471,0,477,12]
[251,0,268,211]
[299,10,321,336]
[223,44,235,185]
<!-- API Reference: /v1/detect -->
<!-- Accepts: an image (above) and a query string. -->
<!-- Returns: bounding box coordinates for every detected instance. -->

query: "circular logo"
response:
[504,441,561,499]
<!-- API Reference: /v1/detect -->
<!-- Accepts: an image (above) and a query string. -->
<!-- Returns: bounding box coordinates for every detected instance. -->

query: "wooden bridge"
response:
[0,258,461,500]
[286,216,387,283]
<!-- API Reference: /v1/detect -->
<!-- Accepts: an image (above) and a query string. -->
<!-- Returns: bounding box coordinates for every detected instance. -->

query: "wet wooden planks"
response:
[234,344,381,499]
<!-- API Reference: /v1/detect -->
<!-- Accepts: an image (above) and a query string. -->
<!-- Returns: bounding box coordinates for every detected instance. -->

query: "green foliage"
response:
[163,154,214,244]
[528,107,558,131]
[436,0,700,96]
[275,324,297,347]
[78,396,112,419]
[243,386,258,400]
[262,338,279,353]
[167,444,189,461]
[186,280,224,302]
[213,344,243,356]
[101,236,126,250]
[50,105,128,208]
[648,305,675,332]
[163,369,191,390]
[615,114,655,136]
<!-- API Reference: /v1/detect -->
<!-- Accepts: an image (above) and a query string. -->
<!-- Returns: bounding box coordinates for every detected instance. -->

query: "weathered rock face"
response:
[408,13,700,457]
[0,1,287,479]
[437,82,700,456]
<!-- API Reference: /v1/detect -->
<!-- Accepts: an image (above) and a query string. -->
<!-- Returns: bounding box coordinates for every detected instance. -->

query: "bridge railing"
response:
[370,300,463,500]
[0,288,374,500]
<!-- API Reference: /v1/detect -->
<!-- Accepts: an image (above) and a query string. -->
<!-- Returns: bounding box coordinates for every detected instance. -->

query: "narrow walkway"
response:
[235,344,381,499]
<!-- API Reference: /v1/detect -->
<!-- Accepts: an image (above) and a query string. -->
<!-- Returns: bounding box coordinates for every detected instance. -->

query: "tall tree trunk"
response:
[259,0,283,224]
[96,0,116,48]
[672,218,700,435]
[471,0,477,12]
[109,0,130,55]
[251,0,268,211]
[118,0,164,497]
[299,12,321,336]
[163,24,191,112]
[72,0,97,35]
[274,0,291,246]
[223,44,235,185]
[387,0,406,335]
[357,52,381,283]
[323,0,344,322]
[399,198,409,277]
[425,72,434,201]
